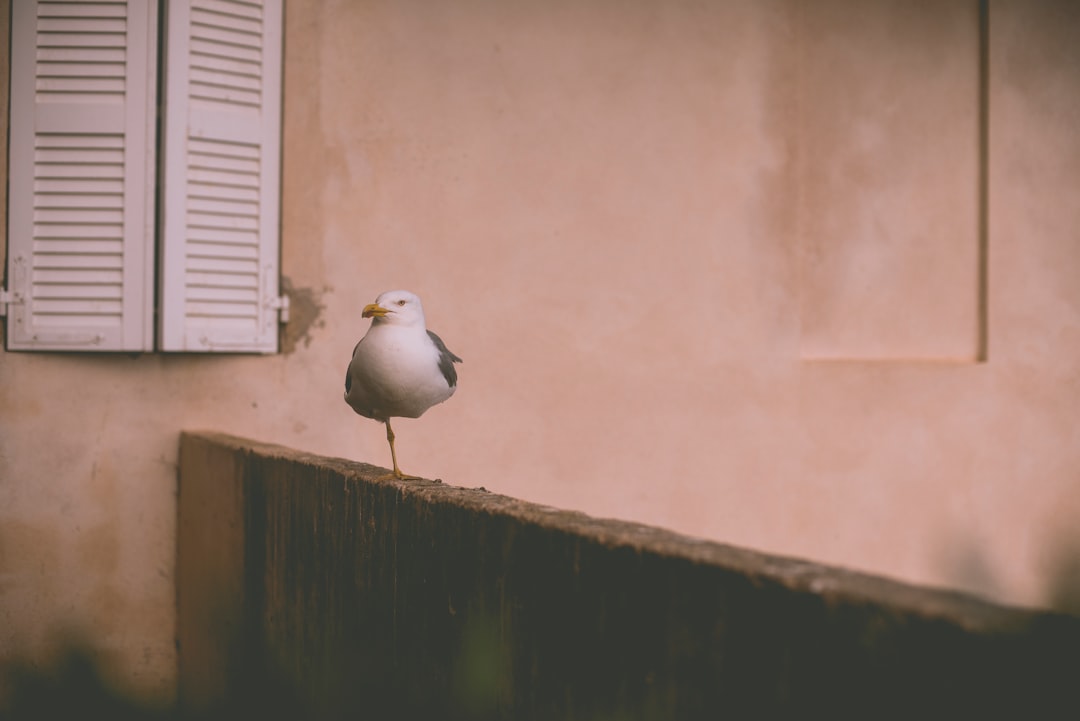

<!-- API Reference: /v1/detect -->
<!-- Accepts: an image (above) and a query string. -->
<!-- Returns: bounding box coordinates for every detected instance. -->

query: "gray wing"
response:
[344,340,360,394]
[427,330,462,389]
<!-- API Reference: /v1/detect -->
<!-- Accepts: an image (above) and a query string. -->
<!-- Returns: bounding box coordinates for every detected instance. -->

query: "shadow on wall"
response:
[0,634,305,721]
[0,620,504,721]
[1045,544,1080,616]
[937,531,1080,615]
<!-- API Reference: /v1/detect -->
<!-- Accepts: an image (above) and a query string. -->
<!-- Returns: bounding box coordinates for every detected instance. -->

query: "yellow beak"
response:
[362,303,388,319]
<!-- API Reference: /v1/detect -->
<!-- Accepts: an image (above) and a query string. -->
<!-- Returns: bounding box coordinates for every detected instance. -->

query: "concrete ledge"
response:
[177,431,1080,719]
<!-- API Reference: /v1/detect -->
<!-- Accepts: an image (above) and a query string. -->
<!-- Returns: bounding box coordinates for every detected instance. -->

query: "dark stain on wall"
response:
[280,277,329,354]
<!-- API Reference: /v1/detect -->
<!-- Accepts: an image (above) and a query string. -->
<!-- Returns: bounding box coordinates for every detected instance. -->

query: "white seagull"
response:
[344,290,462,479]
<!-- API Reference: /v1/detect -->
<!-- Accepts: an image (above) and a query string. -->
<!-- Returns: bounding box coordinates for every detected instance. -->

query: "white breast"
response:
[345,324,455,420]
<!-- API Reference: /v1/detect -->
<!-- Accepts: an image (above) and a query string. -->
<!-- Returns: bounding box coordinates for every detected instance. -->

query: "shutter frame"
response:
[6,0,158,351]
[158,0,284,353]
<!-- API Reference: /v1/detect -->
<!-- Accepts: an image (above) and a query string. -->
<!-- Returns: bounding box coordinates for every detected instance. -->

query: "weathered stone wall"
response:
[178,432,1080,719]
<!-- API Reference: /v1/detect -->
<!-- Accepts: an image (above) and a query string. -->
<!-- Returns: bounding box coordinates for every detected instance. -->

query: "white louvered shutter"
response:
[5,0,157,351]
[158,0,284,353]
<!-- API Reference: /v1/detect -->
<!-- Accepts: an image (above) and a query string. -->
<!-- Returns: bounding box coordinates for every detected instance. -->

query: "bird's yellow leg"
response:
[385,419,421,480]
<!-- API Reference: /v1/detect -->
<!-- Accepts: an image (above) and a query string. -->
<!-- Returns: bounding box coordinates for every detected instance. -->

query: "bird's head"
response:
[363,290,426,327]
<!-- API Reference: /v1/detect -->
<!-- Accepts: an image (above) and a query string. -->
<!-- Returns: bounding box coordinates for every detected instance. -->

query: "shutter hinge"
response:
[268,294,290,324]
[0,288,20,317]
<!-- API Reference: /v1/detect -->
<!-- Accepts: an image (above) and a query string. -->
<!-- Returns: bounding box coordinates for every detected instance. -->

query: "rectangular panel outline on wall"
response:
[796,0,989,364]
[975,0,989,363]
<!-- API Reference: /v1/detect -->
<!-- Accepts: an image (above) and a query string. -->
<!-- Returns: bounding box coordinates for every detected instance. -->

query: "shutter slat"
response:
[36,63,127,79]
[35,164,125,179]
[186,230,258,247]
[36,194,124,209]
[187,256,258,273]
[188,183,259,202]
[39,3,129,19]
[35,254,124,269]
[36,178,126,194]
[33,299,124,315]
[36,209,126,225]
[187,213,259,231]
[33,284,124,299]
[37,32,128,48]
[186,271,257,287]
[39,47,127,63]
[38,17,128,33]
[186,302,259,318]
[35,268,125,284]
[34,235,123,250]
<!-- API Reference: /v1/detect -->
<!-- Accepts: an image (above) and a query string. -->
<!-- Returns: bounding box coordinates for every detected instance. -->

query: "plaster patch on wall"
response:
[281,276,330,354]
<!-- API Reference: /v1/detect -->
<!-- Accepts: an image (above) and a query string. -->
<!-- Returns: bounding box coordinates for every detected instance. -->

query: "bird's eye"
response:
[397,299,407,306]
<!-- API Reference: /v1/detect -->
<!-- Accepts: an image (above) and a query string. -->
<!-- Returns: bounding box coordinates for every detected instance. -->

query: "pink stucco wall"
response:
[2,0,1078,702]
